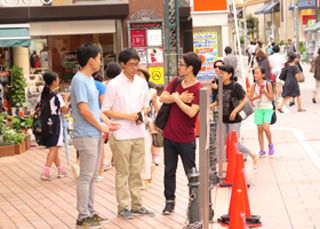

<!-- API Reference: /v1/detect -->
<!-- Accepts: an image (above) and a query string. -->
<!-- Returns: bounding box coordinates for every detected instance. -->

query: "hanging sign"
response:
[148,66,164,85]
[130,30,146,48]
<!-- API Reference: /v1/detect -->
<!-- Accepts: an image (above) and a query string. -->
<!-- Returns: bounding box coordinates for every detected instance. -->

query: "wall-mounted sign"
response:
[193,32,218,82]
[136,48,147,65]
[130,22,163,29]
[130,30,146,48]
[147,29,162,46]
[148,66,164,85]
[147,48,163,66]
[193,0,227,12]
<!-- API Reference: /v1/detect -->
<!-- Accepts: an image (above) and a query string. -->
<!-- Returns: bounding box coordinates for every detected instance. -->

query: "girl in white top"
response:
[248,67,275,158]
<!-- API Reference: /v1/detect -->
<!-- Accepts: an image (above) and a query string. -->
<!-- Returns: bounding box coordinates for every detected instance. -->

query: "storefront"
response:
[0,3,128,83]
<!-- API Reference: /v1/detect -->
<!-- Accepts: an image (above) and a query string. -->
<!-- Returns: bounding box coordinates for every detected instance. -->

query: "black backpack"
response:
[32,92,60,145]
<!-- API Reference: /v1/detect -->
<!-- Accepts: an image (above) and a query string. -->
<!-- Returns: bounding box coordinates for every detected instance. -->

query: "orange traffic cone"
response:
[219,152,262,227]
[229,189,246,229]
[219,131,238,188]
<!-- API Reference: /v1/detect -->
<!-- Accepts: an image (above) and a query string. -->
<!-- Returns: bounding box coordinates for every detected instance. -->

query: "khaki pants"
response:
[109,134,145,211]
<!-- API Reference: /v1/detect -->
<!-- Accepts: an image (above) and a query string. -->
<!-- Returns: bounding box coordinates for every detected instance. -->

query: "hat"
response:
[137,65,150,81]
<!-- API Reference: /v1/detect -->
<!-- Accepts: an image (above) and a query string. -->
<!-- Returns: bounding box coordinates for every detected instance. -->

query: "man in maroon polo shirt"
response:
[159,52,203,215]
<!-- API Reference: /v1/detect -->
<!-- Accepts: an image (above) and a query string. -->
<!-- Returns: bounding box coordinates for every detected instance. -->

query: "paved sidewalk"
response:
[1,126,320,229]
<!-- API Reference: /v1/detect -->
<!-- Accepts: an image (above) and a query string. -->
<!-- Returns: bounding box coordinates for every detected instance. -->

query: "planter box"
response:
[15,141,26,154]
[0,144,15,157]
[24,134,30,151]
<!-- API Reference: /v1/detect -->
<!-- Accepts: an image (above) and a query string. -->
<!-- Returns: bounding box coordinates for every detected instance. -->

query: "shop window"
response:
[30,34,114,84]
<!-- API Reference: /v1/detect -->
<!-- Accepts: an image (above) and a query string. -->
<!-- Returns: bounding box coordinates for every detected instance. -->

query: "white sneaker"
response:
[96,176,104,182]
[71,164,80,180]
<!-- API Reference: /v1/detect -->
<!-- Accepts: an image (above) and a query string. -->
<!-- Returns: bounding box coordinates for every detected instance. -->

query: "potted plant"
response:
[3,130,26,154]
[9,116,33,150]
[9,66,27,115]
[0,114,15,157]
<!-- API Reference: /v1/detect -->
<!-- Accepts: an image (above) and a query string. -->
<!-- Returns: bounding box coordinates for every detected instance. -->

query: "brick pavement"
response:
[1,126,320,228]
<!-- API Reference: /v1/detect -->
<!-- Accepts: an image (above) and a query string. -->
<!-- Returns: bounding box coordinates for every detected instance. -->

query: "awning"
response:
[263,1,280,13]
[304,21,320,32]
[0,24,31,48]
[289,0,315,10]
[254,4,270,15]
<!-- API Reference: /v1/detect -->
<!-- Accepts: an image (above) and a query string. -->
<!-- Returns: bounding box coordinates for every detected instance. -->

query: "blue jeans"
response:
[163,138,196,201]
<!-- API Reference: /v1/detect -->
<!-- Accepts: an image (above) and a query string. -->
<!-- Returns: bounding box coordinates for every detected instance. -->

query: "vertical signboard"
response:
[128,22,165,85]
[193,32,218,82]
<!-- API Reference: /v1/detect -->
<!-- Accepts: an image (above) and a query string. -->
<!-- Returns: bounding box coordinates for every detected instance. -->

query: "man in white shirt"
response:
[101,48,154,219]
[268,45,286,103]
[269,45,286,76]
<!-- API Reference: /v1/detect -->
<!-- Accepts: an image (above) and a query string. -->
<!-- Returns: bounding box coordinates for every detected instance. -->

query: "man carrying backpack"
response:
[71,44,120,228]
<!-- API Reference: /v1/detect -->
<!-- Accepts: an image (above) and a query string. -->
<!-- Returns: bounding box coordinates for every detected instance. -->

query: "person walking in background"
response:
[223,46,239,81]
[255,49,272,81]
[277,53,306,113]
[287,39,296,54]
[136,65,158,190]
[311,48,320,103]
[280,40,286,56]
[40,71,69,181]
[102,48,155,220]
[211,60,224,103]
[159,52,203,215]
[248,67,274,158]
[71,44,120,228]
[268,45,286,103]
[210,65,259,170]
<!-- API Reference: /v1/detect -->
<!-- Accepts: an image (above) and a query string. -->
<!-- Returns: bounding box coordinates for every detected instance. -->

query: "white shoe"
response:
[71,164,80,180]
[96,176,104,182]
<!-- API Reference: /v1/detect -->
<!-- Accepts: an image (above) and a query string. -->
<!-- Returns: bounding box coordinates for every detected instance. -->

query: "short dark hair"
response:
[118,48,140,65]
[92,71,104,82]
[106,62,122,79]
[273,45,280,53]
[182,52,202,76]
[214,60,224,68]
[77,44,102,67]
[288,39,292,42]
[256,67,266,75]
[288,52,297,63]
[224,46,232,54]
[271,42,275,46]
[218,65,234,80]
[258,41,263,48]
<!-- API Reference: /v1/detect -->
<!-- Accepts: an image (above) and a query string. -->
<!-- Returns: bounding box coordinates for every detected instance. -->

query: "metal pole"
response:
[233,0,246,87]
[243,1,247,55]
[316,0,319,23]
[294,0,300,53]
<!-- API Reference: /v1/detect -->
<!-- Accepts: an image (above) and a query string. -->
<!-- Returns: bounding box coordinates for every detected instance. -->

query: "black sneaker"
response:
[76,217,101,228]
[131,207,155,217]
[91,213,110,224]
[118,208,134,220]
[162,201,175,215]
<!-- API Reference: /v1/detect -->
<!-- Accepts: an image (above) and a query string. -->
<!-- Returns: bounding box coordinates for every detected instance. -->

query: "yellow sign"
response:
[148,66,164,85]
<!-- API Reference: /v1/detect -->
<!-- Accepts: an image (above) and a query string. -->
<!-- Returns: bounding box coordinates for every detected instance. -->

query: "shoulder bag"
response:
[154,77,183,130]
[310,56,317,73]
[279,63,288,81]
[230,82,254,121]
[152,130,164,147]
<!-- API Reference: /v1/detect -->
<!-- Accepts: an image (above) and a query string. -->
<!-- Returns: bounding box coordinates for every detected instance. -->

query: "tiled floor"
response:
[1,127,320,228]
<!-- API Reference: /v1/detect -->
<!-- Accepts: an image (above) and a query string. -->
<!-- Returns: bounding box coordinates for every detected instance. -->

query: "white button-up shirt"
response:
[101,71,149,140]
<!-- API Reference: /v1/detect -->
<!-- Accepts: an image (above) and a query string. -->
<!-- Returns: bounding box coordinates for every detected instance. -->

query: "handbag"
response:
[279,63,288,81]
[310,56,317,73]
[298,72,305,83]
[152,130,163,147]
[154,77,183,130]
[230,83,254,121]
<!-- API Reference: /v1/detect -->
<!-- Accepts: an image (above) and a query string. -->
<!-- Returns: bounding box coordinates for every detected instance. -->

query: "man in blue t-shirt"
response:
[71,44,120,228]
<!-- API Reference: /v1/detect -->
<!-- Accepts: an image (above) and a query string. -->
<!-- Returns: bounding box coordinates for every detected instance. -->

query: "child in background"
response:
[40,71,70,181]
[248,67,274,157]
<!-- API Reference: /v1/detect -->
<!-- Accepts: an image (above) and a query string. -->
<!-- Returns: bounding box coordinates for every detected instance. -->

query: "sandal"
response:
[312,98,317,103]
[297,109,306,112]
[277,108,284,113]
[289,101,295,106]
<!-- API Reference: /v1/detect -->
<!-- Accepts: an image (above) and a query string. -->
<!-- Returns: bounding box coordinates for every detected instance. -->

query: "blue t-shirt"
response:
[94,80,106,108]
[71,72,101,138]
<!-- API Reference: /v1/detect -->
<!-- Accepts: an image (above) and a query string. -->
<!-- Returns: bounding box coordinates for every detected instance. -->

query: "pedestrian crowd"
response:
[35,37,316,228]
